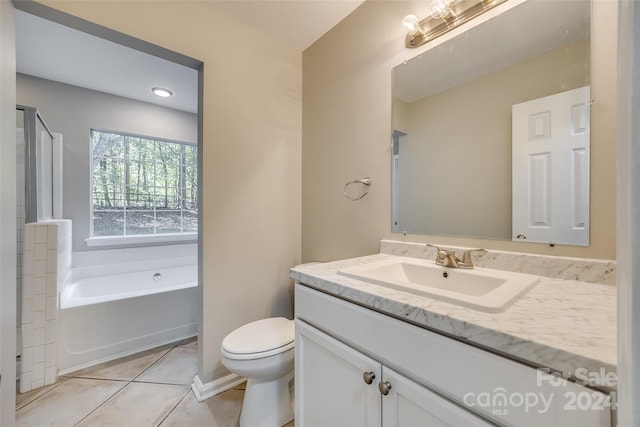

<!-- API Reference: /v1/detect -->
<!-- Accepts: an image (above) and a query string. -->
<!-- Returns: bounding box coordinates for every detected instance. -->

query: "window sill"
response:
[85,233,197,248]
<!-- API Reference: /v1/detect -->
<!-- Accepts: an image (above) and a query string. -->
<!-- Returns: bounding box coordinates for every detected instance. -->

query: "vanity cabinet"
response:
[297,319,491,426]
[294,283,612,427]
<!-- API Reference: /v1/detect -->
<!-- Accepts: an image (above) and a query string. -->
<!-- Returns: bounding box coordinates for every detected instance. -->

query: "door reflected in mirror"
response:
[391,0,590,246]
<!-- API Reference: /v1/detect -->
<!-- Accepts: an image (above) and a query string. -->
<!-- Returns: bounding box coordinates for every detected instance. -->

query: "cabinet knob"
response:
[362,371,376,385]
[378,381,392,396]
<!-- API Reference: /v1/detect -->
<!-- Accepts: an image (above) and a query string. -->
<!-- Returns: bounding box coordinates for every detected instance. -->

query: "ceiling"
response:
[15,1,364,114]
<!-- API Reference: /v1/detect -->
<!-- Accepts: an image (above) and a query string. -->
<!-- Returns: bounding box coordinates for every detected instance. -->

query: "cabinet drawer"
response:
[295,284,611,427]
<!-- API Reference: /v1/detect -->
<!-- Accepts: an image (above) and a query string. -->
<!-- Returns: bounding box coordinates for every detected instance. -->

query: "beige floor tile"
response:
[136,346,198,385]
[232,381,247,391]
[16,378,126,426]
[177,336,198,348]
[159,388,243,427]
[70,344,174,381]
[15,376,69,410]
[77,382,189,427]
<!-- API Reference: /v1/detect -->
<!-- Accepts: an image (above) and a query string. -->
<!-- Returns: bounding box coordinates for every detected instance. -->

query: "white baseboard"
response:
[191,373,245,402]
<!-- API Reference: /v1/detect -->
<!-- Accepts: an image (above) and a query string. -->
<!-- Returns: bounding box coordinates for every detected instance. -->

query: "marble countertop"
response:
[290,253,616,390]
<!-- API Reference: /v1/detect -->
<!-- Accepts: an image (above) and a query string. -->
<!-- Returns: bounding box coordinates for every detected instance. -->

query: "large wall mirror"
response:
[391,0,591,246]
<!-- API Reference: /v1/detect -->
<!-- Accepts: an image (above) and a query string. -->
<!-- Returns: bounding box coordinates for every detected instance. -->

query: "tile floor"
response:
[15,338,295,427]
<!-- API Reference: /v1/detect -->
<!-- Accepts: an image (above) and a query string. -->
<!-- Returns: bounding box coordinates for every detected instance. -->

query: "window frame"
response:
[87,128,198,246]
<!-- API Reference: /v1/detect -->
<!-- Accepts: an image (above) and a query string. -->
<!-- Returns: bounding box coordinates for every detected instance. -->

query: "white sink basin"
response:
[337,257,539,312]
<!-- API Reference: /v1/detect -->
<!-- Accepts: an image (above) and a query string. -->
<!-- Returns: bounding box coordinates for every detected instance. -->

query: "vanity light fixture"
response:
[402,0,509,48]
[151,87,173,97]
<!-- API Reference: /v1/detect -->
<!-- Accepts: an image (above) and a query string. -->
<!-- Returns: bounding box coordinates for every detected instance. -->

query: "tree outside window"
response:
[91,130,197,237]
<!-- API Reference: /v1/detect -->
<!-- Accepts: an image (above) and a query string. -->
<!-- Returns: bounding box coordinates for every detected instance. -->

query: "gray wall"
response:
[17,73,197,251]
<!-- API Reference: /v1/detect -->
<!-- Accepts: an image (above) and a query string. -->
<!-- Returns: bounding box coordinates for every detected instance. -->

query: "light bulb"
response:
[151,87,173,98]
[401,14,421,36]
[430,0,453,19]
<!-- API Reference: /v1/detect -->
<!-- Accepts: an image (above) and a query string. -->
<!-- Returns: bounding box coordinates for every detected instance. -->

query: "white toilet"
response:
[220,317,295,427]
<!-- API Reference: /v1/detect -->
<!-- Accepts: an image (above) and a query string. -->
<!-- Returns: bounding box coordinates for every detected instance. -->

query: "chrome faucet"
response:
[427,244,487,269]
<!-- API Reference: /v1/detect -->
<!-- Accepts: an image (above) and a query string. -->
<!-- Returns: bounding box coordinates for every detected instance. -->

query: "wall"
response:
[19,220,71,393]
[395,40,589,239]
[16,74,197,251]
[36,0,302,388]
[0,0,17,423]
[302,0,617,262]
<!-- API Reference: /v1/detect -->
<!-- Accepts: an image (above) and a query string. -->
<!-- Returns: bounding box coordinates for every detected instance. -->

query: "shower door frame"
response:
[17,105,54,223]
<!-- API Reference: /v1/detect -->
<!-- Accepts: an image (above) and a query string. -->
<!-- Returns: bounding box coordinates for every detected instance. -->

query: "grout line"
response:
[72,379,130,426]
[156,387,192,426]
[130,344,178,383]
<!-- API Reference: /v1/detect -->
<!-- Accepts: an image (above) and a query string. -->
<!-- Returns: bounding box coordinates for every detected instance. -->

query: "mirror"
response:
[391,0,591,245]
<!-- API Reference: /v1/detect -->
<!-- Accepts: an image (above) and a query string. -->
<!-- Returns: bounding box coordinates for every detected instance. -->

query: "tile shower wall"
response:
[20,220,72,393]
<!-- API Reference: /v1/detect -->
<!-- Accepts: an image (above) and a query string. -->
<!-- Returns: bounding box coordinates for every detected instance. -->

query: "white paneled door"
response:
[512,86,590,246]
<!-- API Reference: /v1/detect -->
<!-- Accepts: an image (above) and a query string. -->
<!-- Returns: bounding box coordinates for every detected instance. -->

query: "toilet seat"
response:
[221,317,294,360]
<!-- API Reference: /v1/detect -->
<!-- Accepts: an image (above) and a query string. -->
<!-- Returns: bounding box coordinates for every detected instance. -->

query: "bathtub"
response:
[58,258,198,374]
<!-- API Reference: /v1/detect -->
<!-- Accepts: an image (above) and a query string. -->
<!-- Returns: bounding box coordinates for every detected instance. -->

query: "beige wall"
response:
[395,40,589,239]
[1,0,17,421]
[303,0,616,262]
[39,0,302,384]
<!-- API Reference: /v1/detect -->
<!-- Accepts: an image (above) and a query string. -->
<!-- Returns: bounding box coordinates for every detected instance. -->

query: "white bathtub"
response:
[58,258,198,374]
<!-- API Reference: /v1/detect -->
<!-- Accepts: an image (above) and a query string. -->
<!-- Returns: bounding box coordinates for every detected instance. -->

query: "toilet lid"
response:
[221,317,294,355]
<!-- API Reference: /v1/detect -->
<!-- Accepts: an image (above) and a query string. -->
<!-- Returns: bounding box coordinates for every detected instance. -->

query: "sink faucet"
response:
[427,244,487,269]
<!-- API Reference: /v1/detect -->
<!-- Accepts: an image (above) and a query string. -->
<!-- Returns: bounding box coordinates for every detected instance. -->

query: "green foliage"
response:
[91,130,198,236]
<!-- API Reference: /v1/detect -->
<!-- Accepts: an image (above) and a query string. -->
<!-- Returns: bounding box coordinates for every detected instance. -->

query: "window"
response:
[91,130,197,238]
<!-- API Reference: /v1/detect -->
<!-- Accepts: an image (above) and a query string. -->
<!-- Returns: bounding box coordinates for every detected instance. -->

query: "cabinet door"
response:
[381,367,494,427]
[296,320,382,427]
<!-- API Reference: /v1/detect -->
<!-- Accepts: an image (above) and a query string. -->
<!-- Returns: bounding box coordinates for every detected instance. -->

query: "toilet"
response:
[221,317,295,427]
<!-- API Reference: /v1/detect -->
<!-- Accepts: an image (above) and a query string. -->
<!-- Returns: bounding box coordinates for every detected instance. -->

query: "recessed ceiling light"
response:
[151,87,173,97]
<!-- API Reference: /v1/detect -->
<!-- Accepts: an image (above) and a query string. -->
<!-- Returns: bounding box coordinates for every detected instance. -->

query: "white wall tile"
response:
[34,242,47,261]
[45,319,57,344]
[22,251,34,275]
[32,345,45,364]
[46,250,57,273]
[25,225,35,248]
[47,224,58,248]
[19,219,68,394]
[22,274,34,299]
[32,328,45,346]
[34,276,45,295]
[45,343,57,366]
[46,273,56,297]
[20,372,33,393]
[45,367,56,386]
[34,294,45,312]
[33,310,45,330]
[46,296,57,321]
[21,347,33,374]
[34,260,46,278]
[35,225,48,243]
[21,298,33,324]
[22,324,33,348]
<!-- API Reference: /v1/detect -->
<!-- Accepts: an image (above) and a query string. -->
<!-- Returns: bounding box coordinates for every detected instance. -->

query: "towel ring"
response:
[343,177,372,201]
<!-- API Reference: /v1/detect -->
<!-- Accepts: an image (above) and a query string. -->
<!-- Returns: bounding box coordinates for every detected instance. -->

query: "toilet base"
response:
[240,372,294,427]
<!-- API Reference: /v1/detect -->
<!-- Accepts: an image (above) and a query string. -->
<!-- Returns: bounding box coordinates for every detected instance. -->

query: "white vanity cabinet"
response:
[294,284,612,427]
[297,319,492,426]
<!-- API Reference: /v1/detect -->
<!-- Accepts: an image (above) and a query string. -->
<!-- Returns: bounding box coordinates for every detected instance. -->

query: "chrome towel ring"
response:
[343,177,372,201]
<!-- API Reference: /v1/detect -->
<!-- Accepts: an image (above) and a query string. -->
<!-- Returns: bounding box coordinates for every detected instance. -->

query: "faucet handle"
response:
[426,243,449,258]
[459,248,487,268]
[427,244,461,267]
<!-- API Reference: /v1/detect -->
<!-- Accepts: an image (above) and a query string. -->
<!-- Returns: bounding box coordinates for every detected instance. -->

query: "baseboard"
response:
[191,373,245,402]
